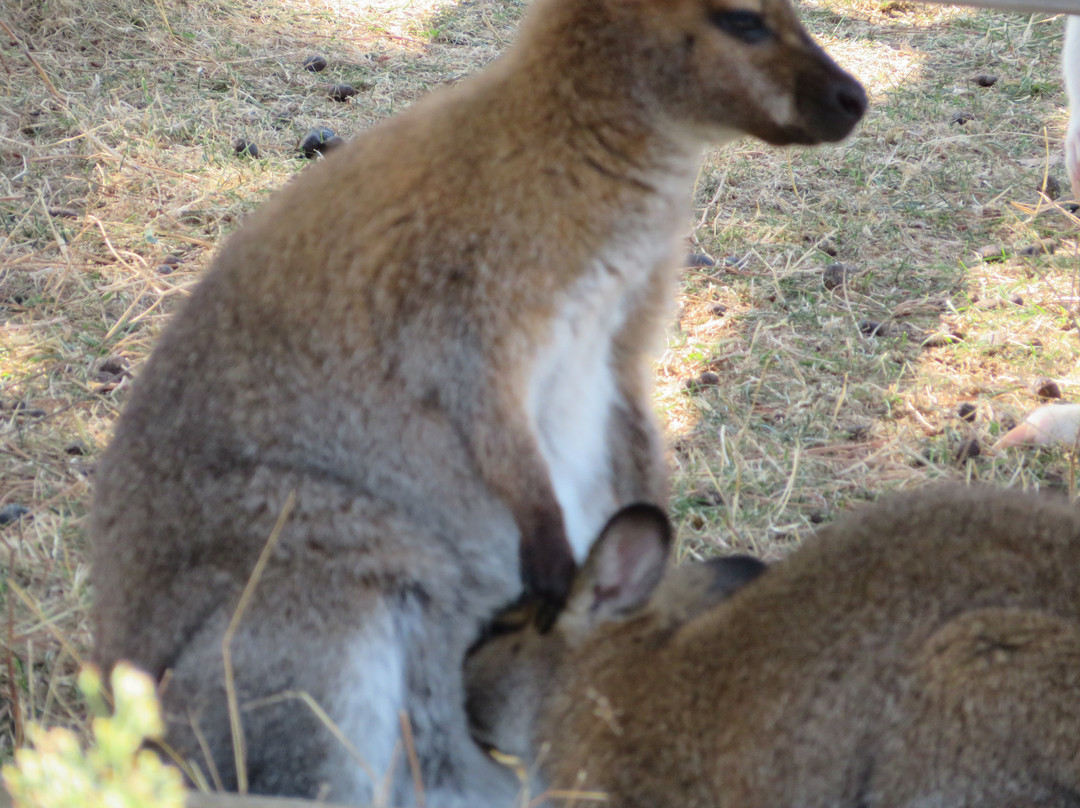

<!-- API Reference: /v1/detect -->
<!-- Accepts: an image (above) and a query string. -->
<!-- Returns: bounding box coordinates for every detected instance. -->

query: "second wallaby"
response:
[466,486,1080,808]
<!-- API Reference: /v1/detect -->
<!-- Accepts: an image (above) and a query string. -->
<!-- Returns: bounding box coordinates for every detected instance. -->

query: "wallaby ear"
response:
[565,504,671,626]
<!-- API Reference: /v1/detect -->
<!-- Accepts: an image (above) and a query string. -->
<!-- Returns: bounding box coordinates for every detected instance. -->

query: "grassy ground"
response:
[0,0,1077,764]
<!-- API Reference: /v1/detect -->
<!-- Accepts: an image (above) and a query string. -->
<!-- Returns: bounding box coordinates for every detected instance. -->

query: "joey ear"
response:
[703,555,767,600]
[566,504,671,625]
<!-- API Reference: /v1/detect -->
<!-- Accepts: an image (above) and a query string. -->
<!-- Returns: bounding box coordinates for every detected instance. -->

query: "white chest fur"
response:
[526,204,683,559]
[527,271,622,559]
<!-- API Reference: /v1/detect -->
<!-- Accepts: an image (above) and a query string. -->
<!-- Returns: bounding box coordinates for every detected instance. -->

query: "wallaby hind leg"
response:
[160,587,408,802]
[873,608,1080,807]
[144,472,518,806]
[162,581,514,806]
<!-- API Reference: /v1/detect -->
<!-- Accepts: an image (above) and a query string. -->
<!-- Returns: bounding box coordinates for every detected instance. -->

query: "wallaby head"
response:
[465,486,1080,807]
[520,0,867,149]
[464,504,765,761]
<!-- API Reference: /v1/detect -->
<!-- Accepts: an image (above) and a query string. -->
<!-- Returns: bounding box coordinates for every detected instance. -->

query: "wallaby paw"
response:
[520,536,577,610]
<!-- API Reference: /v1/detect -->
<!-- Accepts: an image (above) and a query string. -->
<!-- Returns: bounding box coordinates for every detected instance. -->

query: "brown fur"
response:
[90,0,865,801]
[466,486,1080,807]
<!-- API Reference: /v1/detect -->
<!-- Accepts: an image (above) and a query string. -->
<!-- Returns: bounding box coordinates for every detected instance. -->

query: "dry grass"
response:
[0,0,1077,768]
[665,3,1080,562]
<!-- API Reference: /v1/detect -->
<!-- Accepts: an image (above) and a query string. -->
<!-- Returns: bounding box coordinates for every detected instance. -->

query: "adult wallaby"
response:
[89,0,866,801]
[466,486,1080,808]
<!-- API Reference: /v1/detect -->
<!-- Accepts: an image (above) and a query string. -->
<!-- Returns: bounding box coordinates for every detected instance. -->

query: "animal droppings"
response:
[822,262,849,290]
[1039,175,1062,200]
[955,438,981,464]
[685,371,721,391]
[299,127,343,158]
[325,84,360,102]
[687,485,725,507]
[10,402,45,418]
[1033,378,1063,400]
[96,357,128,377]
[858,320,887,337]
[1019,238,1056,257]
[0,504,30,526]
[685,253,717,268]
[232,137,259,158]
[804,235,838,256]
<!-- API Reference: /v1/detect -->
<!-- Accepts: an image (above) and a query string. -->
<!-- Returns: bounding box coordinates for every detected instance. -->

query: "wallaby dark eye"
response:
[710,10,771,44]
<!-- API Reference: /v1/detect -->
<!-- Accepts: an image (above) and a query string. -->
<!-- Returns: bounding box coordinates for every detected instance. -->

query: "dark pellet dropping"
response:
[1033,378,1062,400]
[326,84,359,102]
[98,357,127,375]
[956,438,981,464]
[300,128,339,158]
[232,138,259,158]
[0,504,30,525]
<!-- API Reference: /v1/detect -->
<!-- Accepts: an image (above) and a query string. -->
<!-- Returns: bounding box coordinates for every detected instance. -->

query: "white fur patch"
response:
[528,271,623,558]
[325,604,406,805]
[734,60,795,129]
[527,171,693,558]
[322,605,520,808]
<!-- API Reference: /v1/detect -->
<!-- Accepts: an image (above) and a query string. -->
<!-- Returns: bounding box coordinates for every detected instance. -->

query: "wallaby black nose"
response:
[791,61,868,144]
[835,80,868,123]
[799,75,867,142]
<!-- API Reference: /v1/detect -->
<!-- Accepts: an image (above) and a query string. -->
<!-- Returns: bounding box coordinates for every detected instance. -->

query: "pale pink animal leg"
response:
[1065,17,1080,200]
